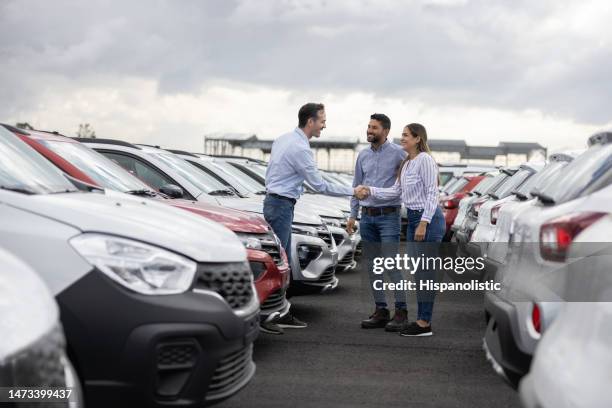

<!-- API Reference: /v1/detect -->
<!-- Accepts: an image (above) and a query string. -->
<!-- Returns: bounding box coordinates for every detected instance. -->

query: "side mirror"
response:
[159,184,184,198]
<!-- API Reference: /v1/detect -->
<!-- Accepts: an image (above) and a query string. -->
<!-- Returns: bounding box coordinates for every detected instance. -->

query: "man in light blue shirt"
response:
[265,103,355,266]
[348,113,408,331]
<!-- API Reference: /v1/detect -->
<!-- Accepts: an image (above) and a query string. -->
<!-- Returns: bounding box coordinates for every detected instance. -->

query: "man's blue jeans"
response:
[263,195,295,260]
[406,206,445,322]
[360,211,406,310]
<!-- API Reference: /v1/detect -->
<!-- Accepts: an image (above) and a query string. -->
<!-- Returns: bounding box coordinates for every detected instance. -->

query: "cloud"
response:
[1,0,611,150]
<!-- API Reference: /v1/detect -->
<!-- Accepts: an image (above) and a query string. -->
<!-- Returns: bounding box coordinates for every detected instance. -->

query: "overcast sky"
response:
[1,0,610,152]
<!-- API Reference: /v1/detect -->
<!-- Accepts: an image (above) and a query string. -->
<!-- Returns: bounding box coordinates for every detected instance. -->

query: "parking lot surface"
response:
[218,264,521,408]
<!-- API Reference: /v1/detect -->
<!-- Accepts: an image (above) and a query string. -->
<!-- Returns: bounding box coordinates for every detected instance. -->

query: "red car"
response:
[7,125,290,326]
[439,175,485,241]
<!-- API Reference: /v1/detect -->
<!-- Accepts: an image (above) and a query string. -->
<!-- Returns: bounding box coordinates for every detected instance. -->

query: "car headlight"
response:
[291,224,318,236]
[321,217,342,228]
[70,233,197,295]
[235,233,263,250]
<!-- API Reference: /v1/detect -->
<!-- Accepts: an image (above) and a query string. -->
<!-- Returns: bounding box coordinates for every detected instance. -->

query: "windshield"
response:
[0,128,77,194]
[38,139,149,192]
[493,169,532,199]
[479,172,508,195]
[153,153,228,193]
[516,161,568,197]
[472,174,496,195]
[538,144,612,204]
[439,171,454,186]
[210,160,266,193]
[446,178,469,195]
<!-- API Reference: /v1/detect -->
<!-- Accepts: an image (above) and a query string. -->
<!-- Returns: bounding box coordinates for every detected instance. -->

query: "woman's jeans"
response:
[406,206,445,322]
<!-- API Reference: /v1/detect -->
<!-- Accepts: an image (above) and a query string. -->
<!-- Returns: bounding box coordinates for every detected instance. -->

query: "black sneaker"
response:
[259,321,284,335]
[276,313,308,329]
[399,322,433,337]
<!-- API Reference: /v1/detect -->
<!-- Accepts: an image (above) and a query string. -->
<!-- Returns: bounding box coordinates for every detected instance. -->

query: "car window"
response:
[210,160,266,193]
[187,160,250,196]
[439,172,454,186]
[493,169,532,198]
[152,153,230,194]
[539,143,612,204]
[447,178,469,194]
[38,140,149,192]
[517,161,568,197]
[100,151,176,190]
[0,128,77,194]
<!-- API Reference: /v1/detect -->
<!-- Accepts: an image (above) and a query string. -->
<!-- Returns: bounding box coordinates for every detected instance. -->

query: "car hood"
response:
[167,198,270,233]
[296,197,346,219]
[215,196,324,225]
[0,190,246,263]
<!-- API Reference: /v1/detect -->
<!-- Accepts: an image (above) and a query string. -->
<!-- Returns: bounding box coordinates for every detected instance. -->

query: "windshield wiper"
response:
[0,185,37,195]
[512,190,528,201]
[208,189,236,196]
[125,189,158,197]
[255,190,267,195]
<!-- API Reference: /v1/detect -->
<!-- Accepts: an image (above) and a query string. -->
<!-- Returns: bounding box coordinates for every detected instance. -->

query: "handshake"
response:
[353,185,371,200]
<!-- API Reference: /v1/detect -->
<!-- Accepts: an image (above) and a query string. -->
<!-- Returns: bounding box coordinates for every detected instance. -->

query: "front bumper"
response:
[290,233,338,289]
[58,267,259,408]
[248,248,290,318]
[483,291,532,385]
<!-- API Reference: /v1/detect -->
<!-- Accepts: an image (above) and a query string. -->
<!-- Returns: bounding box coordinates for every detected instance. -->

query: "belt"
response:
[362,206,400,217]
[266,193,296,205]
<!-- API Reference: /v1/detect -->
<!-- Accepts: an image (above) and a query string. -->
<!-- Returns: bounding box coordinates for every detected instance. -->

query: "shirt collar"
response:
[295,127,309,142]
[370,139,390,152]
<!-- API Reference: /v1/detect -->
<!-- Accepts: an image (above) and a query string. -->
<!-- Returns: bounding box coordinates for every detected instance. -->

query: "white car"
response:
[520,214,612,408]
[483,131,612,387]
[0,248,83,407]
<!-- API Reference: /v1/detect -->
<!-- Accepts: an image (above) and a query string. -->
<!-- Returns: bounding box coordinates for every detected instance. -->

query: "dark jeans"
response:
[263,195,295,260]
[359,210,406,310]
[406,206,445,322]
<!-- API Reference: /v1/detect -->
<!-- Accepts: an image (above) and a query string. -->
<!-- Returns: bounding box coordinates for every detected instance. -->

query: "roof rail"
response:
[1,123,31,136]
[134,143,162,149]
[167,149,199,158]
[74,137,141,149]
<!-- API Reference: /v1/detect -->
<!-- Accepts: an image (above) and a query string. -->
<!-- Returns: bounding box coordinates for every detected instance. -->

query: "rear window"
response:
[492,169,532,199]
[516,161,568,197]
[539,143,612,204]
[446,178,469,195]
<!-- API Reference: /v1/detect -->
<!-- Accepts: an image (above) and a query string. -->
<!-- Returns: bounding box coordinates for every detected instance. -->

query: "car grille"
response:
[261,288,287,312]
[195,263,254,309]
[259,232,283,266]
[315,266,336,285]
[355,240,363,256]
[338,251,355,267]
[332,232,345,246]
[316,226,333,248]
[206,345,254,401]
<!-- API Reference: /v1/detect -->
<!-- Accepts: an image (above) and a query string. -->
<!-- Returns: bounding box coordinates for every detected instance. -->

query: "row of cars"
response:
[0,124,359,407]
[439,132,612,407]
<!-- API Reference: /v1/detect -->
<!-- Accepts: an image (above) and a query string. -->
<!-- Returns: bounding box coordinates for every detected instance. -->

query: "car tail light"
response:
[490,204,502,225]
[539,212,606,262]
[444,198,460,209]
[531,303,541,334]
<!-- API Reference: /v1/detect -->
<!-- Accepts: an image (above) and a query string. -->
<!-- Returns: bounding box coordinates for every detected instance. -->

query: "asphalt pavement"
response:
[218,260,521,408]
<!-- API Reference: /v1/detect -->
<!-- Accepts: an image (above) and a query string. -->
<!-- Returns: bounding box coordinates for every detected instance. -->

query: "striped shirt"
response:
[370,152,439,222]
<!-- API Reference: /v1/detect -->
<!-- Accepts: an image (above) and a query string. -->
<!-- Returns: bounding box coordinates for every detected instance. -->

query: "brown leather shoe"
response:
[361,307,390,329]
[384,309,408,332]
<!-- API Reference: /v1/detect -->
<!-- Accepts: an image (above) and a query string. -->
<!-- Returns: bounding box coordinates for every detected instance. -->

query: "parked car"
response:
[484,131,612,387]
[8,126,291,327]
[469,161,545,259]
[440,174,486,241]
[79,139,339,293]
[0,127,259,407]
[519,214,612,408]
[452,168,517,256]
[483,153,577,274]
[0,248,84,407]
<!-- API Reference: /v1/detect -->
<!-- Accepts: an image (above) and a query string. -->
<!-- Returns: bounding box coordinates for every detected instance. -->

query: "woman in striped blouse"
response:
[360,123,445,337]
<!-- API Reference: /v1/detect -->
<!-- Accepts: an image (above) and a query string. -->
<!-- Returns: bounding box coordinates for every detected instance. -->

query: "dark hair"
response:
[298,103,325,128]
[370,113,391,130]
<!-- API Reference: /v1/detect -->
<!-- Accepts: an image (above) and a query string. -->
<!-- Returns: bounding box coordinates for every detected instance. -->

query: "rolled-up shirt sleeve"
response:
[295,148,354,197]
[370,177,402,200]
[419,154,439,222]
